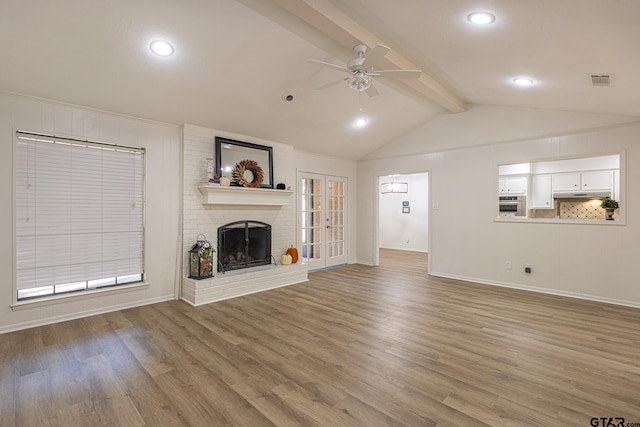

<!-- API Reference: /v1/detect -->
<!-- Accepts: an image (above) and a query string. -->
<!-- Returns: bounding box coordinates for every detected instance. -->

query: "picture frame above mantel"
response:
[215,136,274,189]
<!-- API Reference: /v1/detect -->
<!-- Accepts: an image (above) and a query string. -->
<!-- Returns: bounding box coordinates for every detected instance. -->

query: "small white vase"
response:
[206,158,216,180]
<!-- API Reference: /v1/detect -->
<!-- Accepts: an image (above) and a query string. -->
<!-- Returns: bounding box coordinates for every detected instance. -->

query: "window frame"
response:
[495,151,625,225]
[12,130,147,306]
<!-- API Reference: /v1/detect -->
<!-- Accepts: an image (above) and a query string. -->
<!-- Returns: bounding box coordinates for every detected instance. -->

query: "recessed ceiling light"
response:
[354,118,368,128]
[467,12,496,25]
[150,40,174,57]
[513,77,534,86]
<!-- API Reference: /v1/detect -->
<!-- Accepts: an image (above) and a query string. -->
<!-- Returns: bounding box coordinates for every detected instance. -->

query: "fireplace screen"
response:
[217,220,271,272]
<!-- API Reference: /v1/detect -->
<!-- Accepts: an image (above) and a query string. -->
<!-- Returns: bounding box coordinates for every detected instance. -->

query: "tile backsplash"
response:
[530,200,617,220]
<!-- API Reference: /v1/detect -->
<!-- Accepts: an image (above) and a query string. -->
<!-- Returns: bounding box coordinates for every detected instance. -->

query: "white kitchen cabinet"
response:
[581,170,613,191]
[552,170,613,193]
[499,176,527,195]
[531,174,553,209]
[552,173,580,192]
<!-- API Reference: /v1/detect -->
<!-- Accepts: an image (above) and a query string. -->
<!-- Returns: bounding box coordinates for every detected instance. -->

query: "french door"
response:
[298,173,348,271]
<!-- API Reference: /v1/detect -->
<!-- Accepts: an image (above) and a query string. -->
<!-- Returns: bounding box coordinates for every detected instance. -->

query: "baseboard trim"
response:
[429,271,640,309]
[0,295,175,334]
[308,263,347,273]
[379,247,428,253]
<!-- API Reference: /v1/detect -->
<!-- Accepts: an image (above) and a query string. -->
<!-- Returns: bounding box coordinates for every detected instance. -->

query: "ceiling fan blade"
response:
[365,83,379,97]
[314,79,344,91]
[374,69,422,79]
[306,59,350,73]
[362,44,390,68]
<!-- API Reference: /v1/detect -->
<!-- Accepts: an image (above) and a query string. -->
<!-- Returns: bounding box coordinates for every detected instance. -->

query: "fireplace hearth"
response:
[217,220,271,273]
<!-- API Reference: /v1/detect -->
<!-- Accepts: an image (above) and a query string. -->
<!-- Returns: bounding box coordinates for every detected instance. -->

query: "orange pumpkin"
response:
[286,246,299,263]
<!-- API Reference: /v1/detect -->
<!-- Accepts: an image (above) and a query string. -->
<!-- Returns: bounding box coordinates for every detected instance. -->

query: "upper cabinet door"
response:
[552,173,580,191]
[552,170,614,193]
[507,177,527,194]
[499,176,527,195]
[498,178,507,194]
[581,170,613,191]
[531,174,553,209]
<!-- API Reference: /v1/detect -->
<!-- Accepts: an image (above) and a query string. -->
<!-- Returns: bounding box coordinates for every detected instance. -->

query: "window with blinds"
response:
[14,131,145,301]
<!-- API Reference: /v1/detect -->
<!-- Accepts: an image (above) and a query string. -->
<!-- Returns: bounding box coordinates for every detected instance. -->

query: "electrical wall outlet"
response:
[505,260,512,270]
[524,264,532,274]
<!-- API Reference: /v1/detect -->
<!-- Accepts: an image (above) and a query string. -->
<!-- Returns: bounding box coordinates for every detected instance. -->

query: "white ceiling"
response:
[1,0,639,159]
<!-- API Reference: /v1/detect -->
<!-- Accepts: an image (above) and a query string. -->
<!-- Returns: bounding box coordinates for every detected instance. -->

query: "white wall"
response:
[358,107,640,307]
[364,104,640,160]
[293,150,358,264]
[0,92,181,333]
[379,173,428,252]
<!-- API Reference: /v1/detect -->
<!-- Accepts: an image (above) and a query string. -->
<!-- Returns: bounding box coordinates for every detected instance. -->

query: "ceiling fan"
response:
[306,44,422,97]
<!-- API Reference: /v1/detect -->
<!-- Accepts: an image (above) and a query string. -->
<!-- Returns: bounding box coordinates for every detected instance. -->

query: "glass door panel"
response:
[298,173,348,270]
[326,177,347,265]
[300,175,323,269]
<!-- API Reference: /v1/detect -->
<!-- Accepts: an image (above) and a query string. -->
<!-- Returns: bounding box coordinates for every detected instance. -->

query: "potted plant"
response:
[601,199,619,220]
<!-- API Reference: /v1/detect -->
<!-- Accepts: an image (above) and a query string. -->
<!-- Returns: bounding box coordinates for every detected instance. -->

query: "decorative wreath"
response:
[232,159,264,188]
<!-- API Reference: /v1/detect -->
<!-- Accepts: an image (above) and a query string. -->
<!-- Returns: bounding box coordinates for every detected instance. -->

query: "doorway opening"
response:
[377,172,429,268]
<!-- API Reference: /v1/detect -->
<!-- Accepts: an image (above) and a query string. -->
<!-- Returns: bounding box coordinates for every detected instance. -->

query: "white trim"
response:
[494,217,626,226]
[429,271,640,309]
[379,246,428,253]
[297,172,349,270]
[1,294,174,334]
[197,184,293,205]
[376,171,432,272]
[308,263,347,273]
[12,127,17,306]
[11,282,150,310]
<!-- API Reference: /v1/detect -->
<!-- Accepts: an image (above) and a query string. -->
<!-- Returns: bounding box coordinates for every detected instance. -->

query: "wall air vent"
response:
[590,74,613,87]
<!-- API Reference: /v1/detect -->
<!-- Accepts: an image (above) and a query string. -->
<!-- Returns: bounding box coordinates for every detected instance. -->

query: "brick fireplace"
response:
[181,124,307,306]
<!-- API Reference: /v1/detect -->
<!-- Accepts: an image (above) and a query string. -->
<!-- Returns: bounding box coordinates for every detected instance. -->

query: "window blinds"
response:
[15,131,145,300]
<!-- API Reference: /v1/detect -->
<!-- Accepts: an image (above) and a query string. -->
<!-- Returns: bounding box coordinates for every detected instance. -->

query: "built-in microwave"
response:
[499,195,526,217]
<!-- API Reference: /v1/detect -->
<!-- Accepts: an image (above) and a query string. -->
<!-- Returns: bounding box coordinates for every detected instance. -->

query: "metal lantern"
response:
[188,234,214,279]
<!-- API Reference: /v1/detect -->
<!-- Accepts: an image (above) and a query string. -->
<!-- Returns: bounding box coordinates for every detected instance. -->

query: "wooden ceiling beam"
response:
[267,0,466,113]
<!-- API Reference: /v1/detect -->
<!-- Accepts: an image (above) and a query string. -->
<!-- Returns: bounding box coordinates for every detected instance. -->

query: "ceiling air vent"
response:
[590,74,613,87]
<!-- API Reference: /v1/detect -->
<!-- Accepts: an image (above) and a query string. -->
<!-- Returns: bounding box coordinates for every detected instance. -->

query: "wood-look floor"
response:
[2,249,640,426]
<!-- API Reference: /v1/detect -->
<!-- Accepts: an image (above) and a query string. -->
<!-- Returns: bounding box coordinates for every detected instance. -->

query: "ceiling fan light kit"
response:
[307,43,422,97]
[347,71,372,91]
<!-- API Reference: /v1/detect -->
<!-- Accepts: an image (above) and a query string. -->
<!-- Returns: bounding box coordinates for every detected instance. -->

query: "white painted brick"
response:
[182,124,302,284]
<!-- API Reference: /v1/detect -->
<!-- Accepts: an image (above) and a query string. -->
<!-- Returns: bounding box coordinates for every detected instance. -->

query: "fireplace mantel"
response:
[197,184,293,206]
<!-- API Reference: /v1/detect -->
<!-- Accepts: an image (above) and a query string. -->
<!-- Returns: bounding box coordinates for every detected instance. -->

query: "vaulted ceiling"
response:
[1,1,639,159]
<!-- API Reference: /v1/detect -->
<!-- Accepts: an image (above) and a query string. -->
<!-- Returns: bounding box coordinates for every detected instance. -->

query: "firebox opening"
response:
[217,220,271,273]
